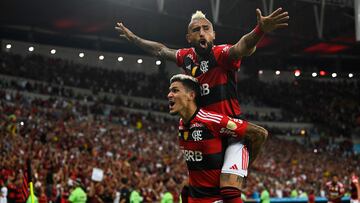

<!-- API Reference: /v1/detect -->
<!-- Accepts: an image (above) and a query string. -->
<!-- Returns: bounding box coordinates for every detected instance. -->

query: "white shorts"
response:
[350,199,359,203]
[221,142,249,177]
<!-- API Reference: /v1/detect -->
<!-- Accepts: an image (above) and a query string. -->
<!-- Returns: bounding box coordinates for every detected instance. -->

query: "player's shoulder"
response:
[195,109,224,124]
[213,44,233,53]
[177,47,195,56]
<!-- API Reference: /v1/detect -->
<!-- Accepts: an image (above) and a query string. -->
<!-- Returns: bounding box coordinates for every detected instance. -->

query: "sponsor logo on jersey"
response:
[190,123,204,129]
[181,149,203,162]
[186,54,194,60]
[220,128,237,137]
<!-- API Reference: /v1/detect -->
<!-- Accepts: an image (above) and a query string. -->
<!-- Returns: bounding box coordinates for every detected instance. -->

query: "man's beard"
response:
[192,41,213,56]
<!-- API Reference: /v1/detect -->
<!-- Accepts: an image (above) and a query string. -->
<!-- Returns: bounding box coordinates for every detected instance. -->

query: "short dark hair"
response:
[170,74,201,106]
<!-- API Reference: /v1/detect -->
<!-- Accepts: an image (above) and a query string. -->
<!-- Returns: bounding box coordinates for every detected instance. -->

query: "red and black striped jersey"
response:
[178,108,248,203]
[325,181,345,203]
[176,45,242,117]
[350,175,359,199]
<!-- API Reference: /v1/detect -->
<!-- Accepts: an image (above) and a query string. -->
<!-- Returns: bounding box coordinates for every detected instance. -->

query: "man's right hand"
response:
[115,22,136,42]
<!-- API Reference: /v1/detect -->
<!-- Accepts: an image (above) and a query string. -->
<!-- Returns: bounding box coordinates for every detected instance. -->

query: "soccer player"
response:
[325,174,345,203]
[350,172,359,203]
[115,7,288,201]
[167,74,267,203]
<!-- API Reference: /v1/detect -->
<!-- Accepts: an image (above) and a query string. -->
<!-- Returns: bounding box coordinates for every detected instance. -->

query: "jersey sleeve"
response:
[217,116,248,138]
[199,110,248,138]
[216,44,241,71]
[176,48,189,67]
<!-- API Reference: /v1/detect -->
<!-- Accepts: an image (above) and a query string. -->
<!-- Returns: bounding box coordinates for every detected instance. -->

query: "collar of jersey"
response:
[183,108,200,127]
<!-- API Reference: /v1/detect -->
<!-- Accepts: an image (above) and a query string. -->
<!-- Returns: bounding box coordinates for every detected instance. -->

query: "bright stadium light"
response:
[312,72,317,77]
[349,73,354,78]
[294,70,301,77]
[28,46,34,52]
[99,55,104,60]
[6,44,12,49]
[79,53,85,58]
[118,56,124,62]
[258,70,263,75]
[137,59,143,64]
[50,49,56,54]
[332,73,337,78]
[275,70,280,75]
[156,60,161,65]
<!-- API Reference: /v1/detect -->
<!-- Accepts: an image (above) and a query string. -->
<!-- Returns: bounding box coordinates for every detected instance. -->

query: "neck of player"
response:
[180,103,198,124]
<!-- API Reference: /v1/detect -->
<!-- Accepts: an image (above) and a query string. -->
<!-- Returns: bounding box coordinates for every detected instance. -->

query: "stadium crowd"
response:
[0,52,359,202]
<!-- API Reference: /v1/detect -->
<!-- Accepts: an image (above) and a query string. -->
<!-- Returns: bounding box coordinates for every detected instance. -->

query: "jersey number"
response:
[200,83,210,96]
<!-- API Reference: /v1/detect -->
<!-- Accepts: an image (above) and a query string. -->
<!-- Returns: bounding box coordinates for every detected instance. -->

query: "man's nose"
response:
[199,28,205,36]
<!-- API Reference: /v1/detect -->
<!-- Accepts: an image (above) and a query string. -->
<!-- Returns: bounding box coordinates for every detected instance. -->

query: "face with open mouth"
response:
[187,18,215,56]
[167,81,192,116]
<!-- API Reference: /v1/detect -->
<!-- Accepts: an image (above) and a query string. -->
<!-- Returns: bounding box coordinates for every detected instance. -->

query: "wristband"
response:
[254,25,265,36]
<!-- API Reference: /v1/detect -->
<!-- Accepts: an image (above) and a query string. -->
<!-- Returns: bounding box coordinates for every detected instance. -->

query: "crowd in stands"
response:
[0,52,359,202]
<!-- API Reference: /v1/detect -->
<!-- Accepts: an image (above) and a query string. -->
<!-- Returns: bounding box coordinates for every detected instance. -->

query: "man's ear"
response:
[188,91,196,101]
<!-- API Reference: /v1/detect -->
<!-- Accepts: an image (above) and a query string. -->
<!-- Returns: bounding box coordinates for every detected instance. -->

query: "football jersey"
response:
[176,45,242,116]
[350,175,359,199]
[326,181,345,203]
[178,108,248,203]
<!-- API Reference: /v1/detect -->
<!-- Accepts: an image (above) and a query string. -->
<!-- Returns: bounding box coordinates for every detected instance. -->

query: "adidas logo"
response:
[229,164,238,170]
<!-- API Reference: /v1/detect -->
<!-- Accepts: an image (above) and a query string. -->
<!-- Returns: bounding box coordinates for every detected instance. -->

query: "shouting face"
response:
[167,81,194,116]
[187,18,215,56]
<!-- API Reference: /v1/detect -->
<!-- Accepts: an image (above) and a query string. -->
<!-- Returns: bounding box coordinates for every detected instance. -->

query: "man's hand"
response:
[256,8,289,33]
[115,22,136,42]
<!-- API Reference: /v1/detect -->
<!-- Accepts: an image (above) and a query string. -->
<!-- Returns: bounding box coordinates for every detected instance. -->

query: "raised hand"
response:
[256,8,289,33]
[115,22,136,41]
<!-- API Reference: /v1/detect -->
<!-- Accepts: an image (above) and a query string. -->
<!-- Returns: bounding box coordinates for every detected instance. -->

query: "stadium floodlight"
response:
[79,53,85,58]
[294,70,301,77]
[349,73,354,78]
[6,44,11,49]
[331,73,337,78]
[258,70,263,75]
[99,55,104,60]
[156,60,161,65]
[137,59,143,64]
[275,70,280,75]
[28,46,34,52]
[50,49,56,54]
[312,72,317,77]
[118,57,124,62]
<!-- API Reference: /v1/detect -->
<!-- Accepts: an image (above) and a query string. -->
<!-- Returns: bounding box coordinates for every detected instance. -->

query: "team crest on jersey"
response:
[200,60,209,73]
[191,130,203,141]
